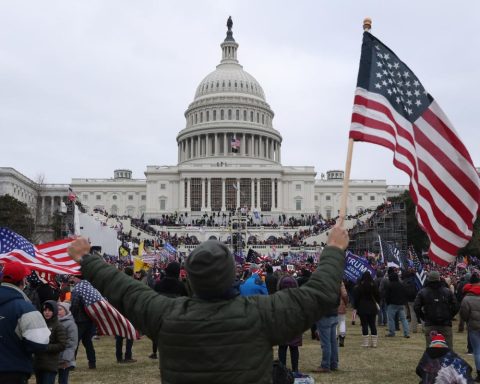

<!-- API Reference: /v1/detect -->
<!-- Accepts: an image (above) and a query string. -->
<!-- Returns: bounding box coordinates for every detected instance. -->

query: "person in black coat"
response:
[353,272,380,347]
[150,262,188,359]
[264,265,278,295]
[384,270,410,338]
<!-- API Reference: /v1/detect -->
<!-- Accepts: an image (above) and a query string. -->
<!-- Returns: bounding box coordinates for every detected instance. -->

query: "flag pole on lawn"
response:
[338,17,372,227]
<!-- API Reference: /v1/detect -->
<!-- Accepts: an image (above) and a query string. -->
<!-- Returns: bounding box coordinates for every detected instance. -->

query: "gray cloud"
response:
[1,0,478,184]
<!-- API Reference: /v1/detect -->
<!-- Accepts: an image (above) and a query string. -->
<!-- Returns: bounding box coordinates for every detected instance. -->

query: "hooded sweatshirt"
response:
[58,304,78,368]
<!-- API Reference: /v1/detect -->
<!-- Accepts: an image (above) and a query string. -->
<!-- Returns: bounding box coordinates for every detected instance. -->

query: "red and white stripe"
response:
[86,300,139,340]
[0,239,80,275]
[350,87,480,265]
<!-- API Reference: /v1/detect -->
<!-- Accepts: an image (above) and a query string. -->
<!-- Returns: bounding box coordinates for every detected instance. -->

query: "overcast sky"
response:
[1,1,478,185]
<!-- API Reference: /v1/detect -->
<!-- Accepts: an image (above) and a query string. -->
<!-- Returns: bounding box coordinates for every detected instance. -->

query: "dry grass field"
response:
[70,314,474,384]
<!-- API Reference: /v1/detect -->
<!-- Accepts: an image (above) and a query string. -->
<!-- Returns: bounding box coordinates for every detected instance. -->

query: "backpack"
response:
[423,287,452,324]
[272,359,294,384]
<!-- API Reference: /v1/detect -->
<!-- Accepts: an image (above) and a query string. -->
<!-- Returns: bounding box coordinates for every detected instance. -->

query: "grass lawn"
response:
[71,315,474,383]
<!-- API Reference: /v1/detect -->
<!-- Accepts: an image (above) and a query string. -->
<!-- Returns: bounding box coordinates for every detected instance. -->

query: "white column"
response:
[250,134,254,157]
[180,178,185,209]
[189,138,193,159]
[278,143,281,163]
[241,133,246,156]
[207,178,211,210]
[196,136,200,158]
[221,178,226,211]
[205,134,210,157]
[236,178,240,208]
[266,139,270,159]
[215,134,218,156]
[256,179,261,210]
[271,178,275,210]
[279,179,284,213]
[250,178,255,211]
[201,178,206,210]
[186,179,191,210]
[223,134,227,155]
[50,196,54,217]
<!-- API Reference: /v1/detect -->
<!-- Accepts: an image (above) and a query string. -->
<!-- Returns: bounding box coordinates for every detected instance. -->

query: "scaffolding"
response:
[348,202,407,255]
[230,210,248,257]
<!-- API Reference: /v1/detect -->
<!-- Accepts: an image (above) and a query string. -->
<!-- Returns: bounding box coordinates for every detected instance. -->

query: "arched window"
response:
[228,80,231,87]
[236,110,239,120]
[262,114,265,124]
[234,81,237,88]
[228,109,232,120]
[257,112,260,123]
[200,112,203,123]
[213,110,217,121]
[216,81,219,88]
[243,110,247,121]
[221,110,224,120]
[250,111,254,122]
[195,114,197,124]
[206,111,210,122]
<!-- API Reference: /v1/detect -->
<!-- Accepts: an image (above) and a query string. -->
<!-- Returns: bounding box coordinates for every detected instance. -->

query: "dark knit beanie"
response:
[165,262,181,278]
[185,240,235,297]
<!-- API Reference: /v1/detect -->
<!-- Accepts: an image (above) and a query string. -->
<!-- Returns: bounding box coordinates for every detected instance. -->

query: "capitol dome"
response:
[177,18,282,166]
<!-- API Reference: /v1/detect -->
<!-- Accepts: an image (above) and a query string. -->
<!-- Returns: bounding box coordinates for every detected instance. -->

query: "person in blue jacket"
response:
[239,264,268,296]
[0,262,51,384]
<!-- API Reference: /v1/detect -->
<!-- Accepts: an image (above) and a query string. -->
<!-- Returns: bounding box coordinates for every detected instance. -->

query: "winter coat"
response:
[384,276,409,306]
[416,347,474,384]
[239,273,269,296]
[154,277,188,298]
[353,280,380,316]
[414,281,459,327]
[0,283,50,374]
[265,273,278,295]
[80,245,345,384]
[460,284,480,332]
[58,313,78,368]
[34,301,67,373]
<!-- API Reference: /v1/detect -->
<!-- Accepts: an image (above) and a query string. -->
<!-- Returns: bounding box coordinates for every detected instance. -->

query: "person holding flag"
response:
[67,225,349,384]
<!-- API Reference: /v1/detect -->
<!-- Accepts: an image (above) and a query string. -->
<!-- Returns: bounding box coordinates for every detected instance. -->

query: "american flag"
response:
[231,137,240,153]
[0,227,80,276]
[350,32,480,265]
[73,280,139,340]
[410,249,427,291]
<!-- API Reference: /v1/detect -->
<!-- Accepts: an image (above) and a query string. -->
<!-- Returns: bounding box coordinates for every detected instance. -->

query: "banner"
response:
[344,251,375,283]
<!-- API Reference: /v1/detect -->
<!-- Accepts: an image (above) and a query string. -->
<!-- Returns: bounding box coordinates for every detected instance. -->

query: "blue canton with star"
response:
[357,32,432,123]
[0,227,36,256]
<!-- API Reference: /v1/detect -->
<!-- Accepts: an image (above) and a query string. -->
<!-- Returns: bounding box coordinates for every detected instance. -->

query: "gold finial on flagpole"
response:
[363,17,372,32]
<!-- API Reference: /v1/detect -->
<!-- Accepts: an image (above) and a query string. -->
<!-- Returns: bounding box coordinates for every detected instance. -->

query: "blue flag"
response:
[344,251,376,283]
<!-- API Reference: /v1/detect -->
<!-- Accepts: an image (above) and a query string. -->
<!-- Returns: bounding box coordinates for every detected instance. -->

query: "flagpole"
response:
[338,18,372,226]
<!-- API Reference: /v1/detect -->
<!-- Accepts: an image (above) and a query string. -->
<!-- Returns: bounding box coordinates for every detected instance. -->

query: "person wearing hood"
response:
[0,262,51,384]
[457,272,472,333]
[67,225,348,384]
[460,273,480,382]
[57,302,78,384]
[33,300,67,384]
[414,271,459,349]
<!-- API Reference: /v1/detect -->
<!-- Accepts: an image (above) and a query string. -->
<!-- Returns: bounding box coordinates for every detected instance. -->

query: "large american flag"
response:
[350,32,480,265]
[73,280,139,340]
[0,227,80,275]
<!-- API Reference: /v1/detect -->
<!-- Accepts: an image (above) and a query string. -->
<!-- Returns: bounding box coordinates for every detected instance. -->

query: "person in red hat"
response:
[0,262,51,384]
[416,331,474,383]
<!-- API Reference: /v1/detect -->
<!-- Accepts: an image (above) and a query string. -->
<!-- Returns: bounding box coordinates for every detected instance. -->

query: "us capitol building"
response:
[1,20,411,224]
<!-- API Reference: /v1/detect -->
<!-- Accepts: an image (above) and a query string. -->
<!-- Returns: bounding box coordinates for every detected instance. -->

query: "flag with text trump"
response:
[350,32,480,265]
[73,280,139,340]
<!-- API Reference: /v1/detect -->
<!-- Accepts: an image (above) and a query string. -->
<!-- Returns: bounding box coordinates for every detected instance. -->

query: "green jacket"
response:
[81,246,345,384]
